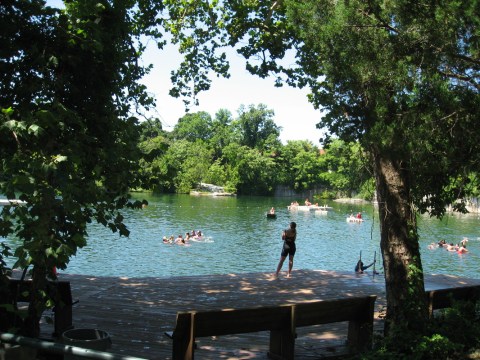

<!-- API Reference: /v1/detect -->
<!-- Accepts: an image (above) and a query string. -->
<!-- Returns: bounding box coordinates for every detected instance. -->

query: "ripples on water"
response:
[3,194,480,279]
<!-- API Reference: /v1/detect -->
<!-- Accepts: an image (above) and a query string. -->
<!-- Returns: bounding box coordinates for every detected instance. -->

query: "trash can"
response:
[62,328,111,360]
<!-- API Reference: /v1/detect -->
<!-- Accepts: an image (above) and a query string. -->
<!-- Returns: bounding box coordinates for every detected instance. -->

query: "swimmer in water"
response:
[355,260,374,273]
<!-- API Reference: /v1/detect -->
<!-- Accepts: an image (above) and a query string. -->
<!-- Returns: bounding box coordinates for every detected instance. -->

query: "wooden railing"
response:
[170,284,480,360]
[171,295,377,360]
[1,278,74,337]
[425,284,480,317]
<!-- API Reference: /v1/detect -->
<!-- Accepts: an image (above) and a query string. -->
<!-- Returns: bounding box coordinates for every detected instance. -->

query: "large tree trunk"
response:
[372,149,429,336]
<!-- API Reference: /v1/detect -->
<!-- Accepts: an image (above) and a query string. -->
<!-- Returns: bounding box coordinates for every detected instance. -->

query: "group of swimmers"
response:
[428,237,469,253]
[162,230,203,245]
[288,199,321,207]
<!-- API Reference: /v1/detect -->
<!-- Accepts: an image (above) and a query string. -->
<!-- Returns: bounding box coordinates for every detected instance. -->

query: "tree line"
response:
[138,105,375,198]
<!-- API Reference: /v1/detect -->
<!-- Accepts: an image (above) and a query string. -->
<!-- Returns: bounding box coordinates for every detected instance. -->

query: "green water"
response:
[57,193,479,279]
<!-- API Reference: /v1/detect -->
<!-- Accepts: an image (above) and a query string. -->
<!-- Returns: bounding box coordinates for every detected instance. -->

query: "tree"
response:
[209,108,237,160]
[321,140,372,198]
[164,139,213,193]
[203,159,229,188]
[139,118,165,142]
[224,145,278,195]
[285,1,480,338]
[0,0,155,336]
[171,111,213,141]
[279,140,323,191]
[235,104,281,151]
[138,132,171,192]
[157,0,480,341]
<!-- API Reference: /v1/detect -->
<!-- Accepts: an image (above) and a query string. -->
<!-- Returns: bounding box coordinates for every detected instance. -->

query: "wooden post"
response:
[268,305,295,360]
[346,295,376,352]
[172,312,194,360]
[52,281,74,337]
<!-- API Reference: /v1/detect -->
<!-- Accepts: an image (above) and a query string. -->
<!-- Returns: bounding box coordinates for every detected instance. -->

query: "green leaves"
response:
[0,0,156,335]
[3,120,26,132]
[27,124,43,137]
[1,107,14,116]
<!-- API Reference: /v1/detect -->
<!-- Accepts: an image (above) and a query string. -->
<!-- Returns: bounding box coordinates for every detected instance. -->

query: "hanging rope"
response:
[370,206,382,274]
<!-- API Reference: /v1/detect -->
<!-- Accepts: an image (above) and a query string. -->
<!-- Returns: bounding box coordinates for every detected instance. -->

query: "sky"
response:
[46,0,325,144]
[141,42,325,144]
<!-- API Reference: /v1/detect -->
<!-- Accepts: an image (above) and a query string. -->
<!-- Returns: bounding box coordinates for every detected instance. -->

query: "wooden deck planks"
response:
[32,270,480,359]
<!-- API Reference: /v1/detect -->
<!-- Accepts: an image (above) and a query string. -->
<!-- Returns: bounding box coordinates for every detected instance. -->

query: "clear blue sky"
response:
[47,0,325,144]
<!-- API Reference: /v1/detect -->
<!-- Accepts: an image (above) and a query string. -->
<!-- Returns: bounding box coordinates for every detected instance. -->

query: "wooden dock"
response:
[35,269,480,359]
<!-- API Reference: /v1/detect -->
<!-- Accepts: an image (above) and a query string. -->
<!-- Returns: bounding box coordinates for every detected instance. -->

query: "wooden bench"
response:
[171,295,377,360]
[425,284,480,318]
[1,278,74,337]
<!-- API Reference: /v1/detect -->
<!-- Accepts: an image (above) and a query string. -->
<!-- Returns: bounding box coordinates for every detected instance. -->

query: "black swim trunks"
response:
[281,240,296,257]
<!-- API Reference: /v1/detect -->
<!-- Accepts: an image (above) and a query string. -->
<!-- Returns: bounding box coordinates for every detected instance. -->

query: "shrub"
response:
[358,300,480,360]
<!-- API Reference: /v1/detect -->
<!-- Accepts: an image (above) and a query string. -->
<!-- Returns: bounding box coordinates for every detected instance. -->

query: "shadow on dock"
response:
[34,269,480,359]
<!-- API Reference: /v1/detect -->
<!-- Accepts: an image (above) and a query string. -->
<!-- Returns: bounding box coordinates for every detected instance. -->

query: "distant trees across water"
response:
[137,105,376,199]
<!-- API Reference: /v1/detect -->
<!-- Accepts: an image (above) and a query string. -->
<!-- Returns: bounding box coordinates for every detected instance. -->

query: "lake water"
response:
[51,193,479,279]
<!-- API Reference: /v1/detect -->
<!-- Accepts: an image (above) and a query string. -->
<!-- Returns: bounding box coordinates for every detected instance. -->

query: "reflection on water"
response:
[3,193,480,279]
